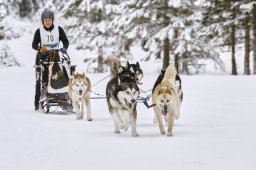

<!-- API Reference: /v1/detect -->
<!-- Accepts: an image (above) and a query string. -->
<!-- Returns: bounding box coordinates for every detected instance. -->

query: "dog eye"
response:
[76,85,79,87]
[167,100,169,102]
[126,91,130,94]
[160,100,164,103]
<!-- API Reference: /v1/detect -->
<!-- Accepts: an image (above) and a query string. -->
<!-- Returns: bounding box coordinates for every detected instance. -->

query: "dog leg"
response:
[154,108,166,135]
[80,101,84,120]
[167,111,175,136]
[115,109,125,129]
[119,110,129,131]
[73,101,81,120]
[111,112,121,134]
[130,108,139,137]
[85,99,93,121]
[175,102,181,120]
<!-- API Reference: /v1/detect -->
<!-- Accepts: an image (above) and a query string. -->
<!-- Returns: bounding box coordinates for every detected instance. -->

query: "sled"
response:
[35,50,76,113]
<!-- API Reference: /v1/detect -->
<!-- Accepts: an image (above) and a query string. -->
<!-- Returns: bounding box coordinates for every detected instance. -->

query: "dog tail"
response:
[163,65,177,83]
[105,56,120,79]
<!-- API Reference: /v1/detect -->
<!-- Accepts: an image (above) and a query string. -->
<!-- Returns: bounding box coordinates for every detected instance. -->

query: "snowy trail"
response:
[0,67,256,170]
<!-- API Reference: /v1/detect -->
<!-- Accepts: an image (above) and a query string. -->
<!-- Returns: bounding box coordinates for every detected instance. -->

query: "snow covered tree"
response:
[0,45,21,67]
[110,0,224,73]
[202,0,242,75]
[239,1,256,75]
[238,1,256,75]
[60,0,121,73]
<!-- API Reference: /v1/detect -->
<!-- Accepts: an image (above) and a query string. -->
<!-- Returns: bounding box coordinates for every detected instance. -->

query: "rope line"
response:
[91,74,110,88]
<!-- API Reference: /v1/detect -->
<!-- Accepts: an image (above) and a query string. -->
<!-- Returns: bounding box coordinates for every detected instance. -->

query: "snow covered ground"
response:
[1,62,256,170]
[1,22,256,170]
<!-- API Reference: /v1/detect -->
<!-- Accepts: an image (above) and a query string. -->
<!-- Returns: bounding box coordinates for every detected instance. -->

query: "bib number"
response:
[47,35,54,42]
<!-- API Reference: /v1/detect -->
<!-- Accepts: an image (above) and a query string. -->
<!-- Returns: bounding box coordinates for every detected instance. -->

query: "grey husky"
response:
[106,65,140,137]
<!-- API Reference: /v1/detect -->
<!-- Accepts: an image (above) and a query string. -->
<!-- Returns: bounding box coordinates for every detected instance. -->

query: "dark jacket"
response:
[32,25,69,51]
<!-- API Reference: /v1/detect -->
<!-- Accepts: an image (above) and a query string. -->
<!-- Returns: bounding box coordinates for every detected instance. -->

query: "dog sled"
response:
[35,50,76,113]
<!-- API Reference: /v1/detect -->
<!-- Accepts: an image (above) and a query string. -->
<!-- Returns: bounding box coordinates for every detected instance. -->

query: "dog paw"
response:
[167,132,173,136]
[132,132,140,137]
[114,129,121,134]
[87,118,93,121]
[161,130,166,135]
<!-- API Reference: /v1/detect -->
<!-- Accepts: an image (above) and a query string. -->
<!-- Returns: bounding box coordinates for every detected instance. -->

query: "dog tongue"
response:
[162,110,167,116]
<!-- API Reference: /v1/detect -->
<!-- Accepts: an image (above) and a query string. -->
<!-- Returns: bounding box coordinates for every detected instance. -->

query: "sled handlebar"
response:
[40,60,70,65]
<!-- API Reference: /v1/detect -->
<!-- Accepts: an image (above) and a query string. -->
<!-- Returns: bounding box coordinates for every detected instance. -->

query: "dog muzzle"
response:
[124,98,132,109]
[162,105,168,116]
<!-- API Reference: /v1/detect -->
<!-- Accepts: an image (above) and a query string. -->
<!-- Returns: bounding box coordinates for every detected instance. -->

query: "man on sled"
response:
[32,9,69,111]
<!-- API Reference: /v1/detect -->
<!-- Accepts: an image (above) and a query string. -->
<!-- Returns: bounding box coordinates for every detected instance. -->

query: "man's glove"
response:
[39,47,48,56]
[60,48,67,54]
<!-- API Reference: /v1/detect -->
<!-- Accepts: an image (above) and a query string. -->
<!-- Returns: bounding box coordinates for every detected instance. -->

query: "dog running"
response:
[105,57,142,136]
[152,65,183,136]
[68,73,93,121]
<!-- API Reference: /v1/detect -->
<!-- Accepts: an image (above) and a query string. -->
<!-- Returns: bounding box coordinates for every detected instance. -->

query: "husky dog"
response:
[152,69,183,121]
[152,65,182,136]
[127,61,143,85]
[68,73,92,121]
[104,56,143,84]
[106,68,140,137]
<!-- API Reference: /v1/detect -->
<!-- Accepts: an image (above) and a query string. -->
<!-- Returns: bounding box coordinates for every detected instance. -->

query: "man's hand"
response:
[39,47,48,56]
[60,48,67,54]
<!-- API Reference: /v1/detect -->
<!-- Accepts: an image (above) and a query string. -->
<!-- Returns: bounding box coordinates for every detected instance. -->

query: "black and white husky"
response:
[106,62,140,137]
[104,55,143,84]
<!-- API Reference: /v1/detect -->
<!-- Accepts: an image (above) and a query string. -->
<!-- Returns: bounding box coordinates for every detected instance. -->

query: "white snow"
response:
[1,32,256,169]
[1,6,256,170]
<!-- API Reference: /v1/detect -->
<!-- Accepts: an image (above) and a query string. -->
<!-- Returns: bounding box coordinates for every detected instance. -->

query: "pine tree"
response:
[61,0,121,72]
[202,0,241,75]
[112,0,219,73]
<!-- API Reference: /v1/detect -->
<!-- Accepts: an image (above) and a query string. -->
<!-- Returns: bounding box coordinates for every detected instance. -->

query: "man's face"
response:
[43,18,53,28]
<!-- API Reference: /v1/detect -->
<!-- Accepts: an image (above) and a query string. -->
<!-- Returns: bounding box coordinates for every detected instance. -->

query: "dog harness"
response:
[40,25,59,50]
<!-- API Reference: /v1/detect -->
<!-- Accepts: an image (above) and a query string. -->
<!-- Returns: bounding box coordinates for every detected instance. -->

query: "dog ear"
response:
[136,61,140,67]
[126,61,130,68]
[118,66,123,73]
[129,66,135,73]
[118,77,121,86]
[75,72,79,77]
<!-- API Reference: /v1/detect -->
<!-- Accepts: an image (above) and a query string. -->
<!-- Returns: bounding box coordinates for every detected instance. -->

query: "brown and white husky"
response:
[68,73,92,121]
[152,65,182,136]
